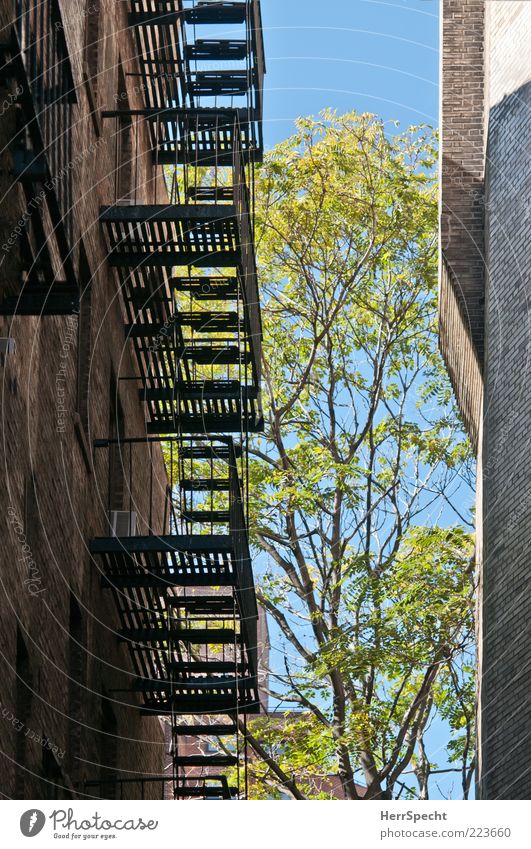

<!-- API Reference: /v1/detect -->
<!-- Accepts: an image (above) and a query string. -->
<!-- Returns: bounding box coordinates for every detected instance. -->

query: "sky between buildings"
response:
[257,1,474,801]
[261,0,439,150]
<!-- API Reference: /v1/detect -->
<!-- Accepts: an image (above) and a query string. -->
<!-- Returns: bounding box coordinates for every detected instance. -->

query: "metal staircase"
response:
[86,0,265,801]
[90,434,260,800]
[124,0,265,166]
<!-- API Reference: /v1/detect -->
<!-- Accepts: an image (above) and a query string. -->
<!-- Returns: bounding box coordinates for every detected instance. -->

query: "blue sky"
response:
[261,0,439,150]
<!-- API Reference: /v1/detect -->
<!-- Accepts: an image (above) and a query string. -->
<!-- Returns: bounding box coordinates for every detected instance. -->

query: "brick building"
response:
[439,0,531,800]
[0,0,265,800]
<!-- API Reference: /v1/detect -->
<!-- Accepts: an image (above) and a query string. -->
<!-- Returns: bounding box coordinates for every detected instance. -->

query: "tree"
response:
[243,111,475,800]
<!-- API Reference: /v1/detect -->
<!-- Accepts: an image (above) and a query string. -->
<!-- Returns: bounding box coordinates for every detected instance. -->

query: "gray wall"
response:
[440,0,531,800]
[481,1,531,801]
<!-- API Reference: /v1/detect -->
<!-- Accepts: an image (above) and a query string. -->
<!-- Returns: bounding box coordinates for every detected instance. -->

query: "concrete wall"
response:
[0,0,168,798]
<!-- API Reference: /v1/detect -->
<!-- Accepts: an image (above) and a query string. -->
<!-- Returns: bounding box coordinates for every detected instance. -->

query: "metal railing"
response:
[233,127,262,384]
[227,438,258,683]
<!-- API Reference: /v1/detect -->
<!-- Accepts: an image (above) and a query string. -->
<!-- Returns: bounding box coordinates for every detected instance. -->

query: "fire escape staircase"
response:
[88,0,265,800]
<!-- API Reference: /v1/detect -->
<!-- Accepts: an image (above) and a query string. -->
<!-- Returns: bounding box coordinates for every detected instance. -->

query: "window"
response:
[77,246,93,434]
[42,747,71,799]
[108,375,125,511]
[99,697,118,799]
[83,1,101,101]
[68,595,85,787]
[24,470,38,552]
[116,64,133,202]
[14,629,33,799]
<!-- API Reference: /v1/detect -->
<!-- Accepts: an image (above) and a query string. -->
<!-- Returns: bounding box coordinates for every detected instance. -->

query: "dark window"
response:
[14,629,33,799]
[42,747,71,799]
[83,1,101,101]
[99,697,118,799]
[108,375,125,511]
[68,594,85,786]
[77,246,93,433]
[23,470,38,552]
[116,64,133,202]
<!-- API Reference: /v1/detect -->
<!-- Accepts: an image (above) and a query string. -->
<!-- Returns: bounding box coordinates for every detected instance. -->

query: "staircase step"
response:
[174,781,238,799]
[90,534,233,555]
[128,4,246,26]
[120,627,241,644]
[171,276,238,300]
[143,382,256,402]
[101,574,184,590]
[102,572,235,589]
[180,477,231,492]
[126,312,243,336]
[157,148,242,168]
[178,310,243,332]
[132,676,243,692]
[179,443,241,460]
[146,412,265,435]
[141,694,260,715]
[107,249,241,270]
[182,510,230,524]
[184,2,247,25]
[180,344,251,365]
[175,787,237,799]
[189,71,249,97]
[186,186,234,203]
[166,597,237,614]
[185,39,248,61]
[168,661,245,674]
[173,754,238,767]
[173,723,238,736]
[165,594,234,606]
[179,631,242,646]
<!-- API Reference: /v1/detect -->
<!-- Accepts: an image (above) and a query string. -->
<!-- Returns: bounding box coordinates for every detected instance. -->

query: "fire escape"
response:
[88,1,265,800]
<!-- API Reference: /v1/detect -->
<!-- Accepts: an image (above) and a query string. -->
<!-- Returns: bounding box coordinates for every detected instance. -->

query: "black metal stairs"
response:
[89,0,265,801]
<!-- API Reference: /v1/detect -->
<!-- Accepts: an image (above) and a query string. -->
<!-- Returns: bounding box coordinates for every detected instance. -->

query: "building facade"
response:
[440,0,531,800]
[0,0,265,800]
[0,0,169,799]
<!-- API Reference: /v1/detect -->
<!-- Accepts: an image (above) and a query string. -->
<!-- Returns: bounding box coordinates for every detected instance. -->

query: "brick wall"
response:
[439,256,483,451]
[0,0,168,798]
[439,0,486,450]
[441,0,531,800]
[480,0,531,802]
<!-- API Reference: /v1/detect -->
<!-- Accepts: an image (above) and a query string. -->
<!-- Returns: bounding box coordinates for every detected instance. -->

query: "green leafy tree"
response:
[242,111,475,800]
